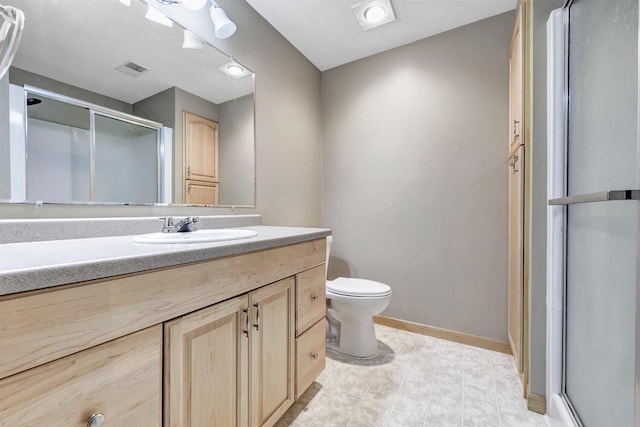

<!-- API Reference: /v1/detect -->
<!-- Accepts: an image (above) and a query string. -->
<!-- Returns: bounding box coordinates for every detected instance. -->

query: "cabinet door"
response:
[509,3,524,149]
[508,146,524,374]
[249,278,295,427]
[0,325,162,427]
[185,180,218,206]
[295,319,326,399]
[183,111,219,183]
[165,295,249,427]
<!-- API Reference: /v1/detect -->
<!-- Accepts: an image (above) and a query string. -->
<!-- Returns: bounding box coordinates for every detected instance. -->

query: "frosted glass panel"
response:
[94,114,159,204]
[566,203,636,426]
[25,96,90,203]
[565,0,638,425]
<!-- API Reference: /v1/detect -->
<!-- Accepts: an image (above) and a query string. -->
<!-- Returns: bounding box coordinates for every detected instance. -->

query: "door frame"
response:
[545,6,575,425]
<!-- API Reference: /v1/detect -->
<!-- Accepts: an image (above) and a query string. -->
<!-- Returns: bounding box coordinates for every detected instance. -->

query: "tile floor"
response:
[277,324,548,427]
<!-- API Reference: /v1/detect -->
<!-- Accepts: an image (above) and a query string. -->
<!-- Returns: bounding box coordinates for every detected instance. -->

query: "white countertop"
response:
[0,226,331,296]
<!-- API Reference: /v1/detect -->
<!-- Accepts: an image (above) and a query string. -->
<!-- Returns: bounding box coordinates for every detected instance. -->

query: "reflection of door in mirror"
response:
[183,111,219,205]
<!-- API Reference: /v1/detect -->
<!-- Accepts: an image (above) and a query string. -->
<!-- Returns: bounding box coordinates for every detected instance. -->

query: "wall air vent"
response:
[115,60,149,77]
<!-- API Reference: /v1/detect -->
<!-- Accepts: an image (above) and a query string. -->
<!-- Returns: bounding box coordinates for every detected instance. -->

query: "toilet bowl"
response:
[325,236,392,358]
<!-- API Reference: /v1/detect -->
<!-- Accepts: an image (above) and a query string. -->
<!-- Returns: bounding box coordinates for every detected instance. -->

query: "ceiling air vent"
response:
[115,60,149,77]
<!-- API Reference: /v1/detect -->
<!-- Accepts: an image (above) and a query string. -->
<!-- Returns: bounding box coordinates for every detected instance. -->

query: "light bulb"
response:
[183,30,204,49]
[145,5,173,27]
[364,5,386,23]
[210,6,237,39]
[182,0,208,11]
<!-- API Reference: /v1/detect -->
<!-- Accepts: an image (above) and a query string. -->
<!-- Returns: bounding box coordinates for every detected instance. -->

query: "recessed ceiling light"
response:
[352,0,396,31]
[226,65,244,76]
[218,60,253,79]
[364,5,386,23]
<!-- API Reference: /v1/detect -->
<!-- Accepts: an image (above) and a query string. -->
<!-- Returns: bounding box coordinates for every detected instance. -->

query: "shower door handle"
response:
[548,189,640,205]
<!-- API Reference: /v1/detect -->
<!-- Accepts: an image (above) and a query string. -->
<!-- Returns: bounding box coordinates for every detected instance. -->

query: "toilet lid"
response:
[327,277,392,297]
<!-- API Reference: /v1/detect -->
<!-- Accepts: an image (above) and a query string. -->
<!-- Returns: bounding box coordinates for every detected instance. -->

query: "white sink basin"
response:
[133,229,258,244]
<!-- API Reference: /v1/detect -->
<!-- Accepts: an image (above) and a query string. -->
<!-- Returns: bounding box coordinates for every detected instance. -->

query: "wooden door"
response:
[185,181,219,206]
[508,145,525,374]
[183,111,219,183]
[164,295,249,427]
[249,278,295,427]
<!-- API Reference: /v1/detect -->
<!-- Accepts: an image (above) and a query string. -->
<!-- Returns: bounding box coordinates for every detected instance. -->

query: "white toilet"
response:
[325,236,392,358]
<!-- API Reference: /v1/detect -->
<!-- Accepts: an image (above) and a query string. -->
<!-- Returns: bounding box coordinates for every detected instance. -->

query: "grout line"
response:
[490,353,503,427]
[461,347,466,427]
[423,338,442,426]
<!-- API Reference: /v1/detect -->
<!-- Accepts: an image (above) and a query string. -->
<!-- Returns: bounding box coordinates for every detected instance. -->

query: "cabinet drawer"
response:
[0,325,162,427]
[295,319,326,399]
[296,264,326,336]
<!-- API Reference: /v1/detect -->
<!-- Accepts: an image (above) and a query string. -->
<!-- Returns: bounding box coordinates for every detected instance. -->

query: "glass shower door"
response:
[93,113,160,204]
[562,0,638,425]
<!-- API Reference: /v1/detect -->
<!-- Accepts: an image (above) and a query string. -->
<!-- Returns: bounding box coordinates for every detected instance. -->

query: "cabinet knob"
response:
[87,413,105,427]
[311,352,319,360]
[311,294,318,301]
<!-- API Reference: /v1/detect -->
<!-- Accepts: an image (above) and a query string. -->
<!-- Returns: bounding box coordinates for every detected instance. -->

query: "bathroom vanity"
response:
[0,223,329,427]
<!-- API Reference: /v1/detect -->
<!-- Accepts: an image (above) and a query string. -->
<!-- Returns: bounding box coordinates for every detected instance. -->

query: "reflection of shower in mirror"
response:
[0,4,23,79]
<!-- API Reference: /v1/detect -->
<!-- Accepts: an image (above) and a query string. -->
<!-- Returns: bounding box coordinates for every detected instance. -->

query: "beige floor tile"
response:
[464,381,497,403]
[393,394,429,419]
[400,376,432,399]
[348,420,371,427]
[325,389,363,418]
[353,398,393,426]
[279,325,546,427]
[385,410,426,427]
[310,409,353,427]
[283,401,323,425]
[426,397,462,426]
[463,397,500,427]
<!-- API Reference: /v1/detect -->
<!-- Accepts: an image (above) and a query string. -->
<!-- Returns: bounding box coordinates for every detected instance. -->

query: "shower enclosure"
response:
[546,0,639,425]
[9,86,171,204]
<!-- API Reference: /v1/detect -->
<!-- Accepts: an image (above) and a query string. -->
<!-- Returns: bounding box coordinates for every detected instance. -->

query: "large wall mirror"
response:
[0,0,255,207]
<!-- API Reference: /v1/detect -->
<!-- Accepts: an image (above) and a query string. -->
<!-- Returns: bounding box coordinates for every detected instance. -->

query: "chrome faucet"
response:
[160,216,199,233]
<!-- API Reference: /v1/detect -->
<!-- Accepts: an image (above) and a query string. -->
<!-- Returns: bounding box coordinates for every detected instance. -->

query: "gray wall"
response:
[529,0,564,398]
[0,74,10,200]
[0,0,322,227]
[9,68,132,113]
[218,94,255,206]
[132,87,176,128]
[322,12,514,341]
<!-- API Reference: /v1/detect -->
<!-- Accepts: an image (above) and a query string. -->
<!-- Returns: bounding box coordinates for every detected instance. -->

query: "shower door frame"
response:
[19,85,169,204]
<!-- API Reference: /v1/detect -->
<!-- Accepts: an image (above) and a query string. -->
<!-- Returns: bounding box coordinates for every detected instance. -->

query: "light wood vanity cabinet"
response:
[0,238,327,427]
[0,326,162,427]
[294,264,326,399]
[165,278,295,427]
[165,295,249,427]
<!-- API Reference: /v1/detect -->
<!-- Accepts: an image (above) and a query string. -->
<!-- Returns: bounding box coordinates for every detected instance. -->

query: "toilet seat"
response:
[327,277,392,298]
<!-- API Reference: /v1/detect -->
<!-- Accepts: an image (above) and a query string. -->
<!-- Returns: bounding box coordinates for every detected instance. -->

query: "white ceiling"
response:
[246,0,518,71]
[8,0,254,105]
